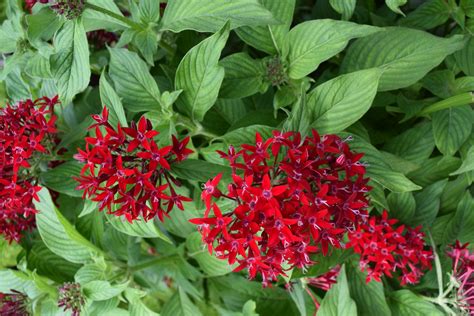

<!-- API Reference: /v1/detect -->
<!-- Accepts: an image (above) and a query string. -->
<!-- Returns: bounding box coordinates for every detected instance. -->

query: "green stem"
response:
[428,231,444,297]
[419,92,474,115]
[84,3,143,31]
[129,254,177,272]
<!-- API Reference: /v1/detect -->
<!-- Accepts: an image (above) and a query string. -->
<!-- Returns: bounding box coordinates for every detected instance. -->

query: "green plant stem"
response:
[428,231,444,297]
[129,254,177,272]
[419,92,474,115]
[84,3,143,30]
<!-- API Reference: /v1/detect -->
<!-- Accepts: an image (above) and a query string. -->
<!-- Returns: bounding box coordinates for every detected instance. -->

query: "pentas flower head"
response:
[0,290,30,316]
[51,0,85,19]
[57,283,84,316]
[347,211,433,285]
[191,129,371,286]
[87,30,118,49]
[447,241,474,314]
[74,107,193,223]
[0,96,59,242]
[307,265,341,291]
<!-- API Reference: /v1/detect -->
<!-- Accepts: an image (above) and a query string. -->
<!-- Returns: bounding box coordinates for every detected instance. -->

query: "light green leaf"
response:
[83,280,128,301]
[25,54,52,79]
[82,0,128,31]
[318,265,357,316]
[235,0,295,54]
[0,20,19,53]
[454,36,474,76]
[308,68,381,134]
[161,287,203,316]
[451,145,474,175]
[34,187,102,264]
[5,67,31,101]
[175,23,230,121]
[75,263,106,284]
[389,290,443,315]
[432,106,473,156]
[171,159,232,182]
[109,47,161,112]
[400,0,451,30]
[342,28,465,91]
[219,53,266,99]
[283,20,381,79]
[26,7,63,43]
[161,0,276,33]
[329,0,356,20]
[132,29,158,65]
[138,0,161,24]
[125,289,160,316]
[412,179,448,227]
[0,269,39,297]
[99,71,128,127]
[186,232,234,277]
[386,0,407,15]
[50,19,90,104]
[40,161,83,197]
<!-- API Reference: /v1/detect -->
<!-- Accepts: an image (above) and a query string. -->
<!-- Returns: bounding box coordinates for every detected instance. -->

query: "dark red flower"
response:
[86,30,118,49]
[447,241,474,314]
[191,129,372,286]
[0,290,29,316]
[0,96,59,243]
[57,283,84,316]
[347,210,433,285]
[307,265,341,291]
[24,0,49,12]
[74,108,193,222]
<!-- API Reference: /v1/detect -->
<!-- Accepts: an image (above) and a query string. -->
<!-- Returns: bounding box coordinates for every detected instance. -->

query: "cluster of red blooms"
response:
[0,97,59,243]
[347,211,433,285]
[190,130,372,286]
[57,283,84,316]
[74,108,193,223]
[0,291,29,316]
[307,265,341,291]
[447,241,474,314]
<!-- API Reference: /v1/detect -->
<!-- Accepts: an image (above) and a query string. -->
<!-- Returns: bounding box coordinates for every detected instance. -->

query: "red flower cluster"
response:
[447,241,474,314]
[57,282,84,316]
[0,96,58,242]
[24,0,49,12]
[347,211,433,285]
[191,130,371,286]
[74,108,193,223]
[87,30,118,49]
[307,265,341,291]
[0,291,29,316]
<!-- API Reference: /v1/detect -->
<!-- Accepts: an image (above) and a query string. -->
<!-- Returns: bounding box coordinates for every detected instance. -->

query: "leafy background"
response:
[0,0,473,315]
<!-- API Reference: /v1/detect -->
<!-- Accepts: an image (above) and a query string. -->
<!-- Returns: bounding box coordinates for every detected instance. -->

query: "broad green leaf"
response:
[219,53,266,99]
[99,71,128,127]
[82,0,128,31]
[284,84,311,136]
[26,7,63,43]
[342,28,465,91]
[83,280,128,301]
[386,0,407,15]
[400,0,450,30]
[131,29,158,65]
[318,265,357,316]
[283,20,380,79]
[105,211,171,243]
[171,159,232,182]
[75,263,106,284]
[329,0,356,20]
[451,145,474,175]
[86,297,121,316]
[440,174,471,212]
[308,68,381,134]
[109,47,161,112]
[161,288,203,316]
[0,20,19,53]
[186,232,234,276]
[408,156,461,187]
[0,239,21,268]
[412,180,448,227]
[34,188,102,264]
[432,106,473,156]
[161,0,276,33]
[388,290,443,316]
[384,122,435,164]
[40,161,83,197]
[25,54,52,79]
[138,0,161,24]
[0,269,39,297]
[50,19,90,104]
[125,289,160,316]
[221,125,274,146]
[421,70,455,99]
[175,23,230,121]
[236,0,295,54]
[441,192,474,244]
[5,67,31,101]
[347,264,391,315]
[454,36,474,76]
[387,192,416,223]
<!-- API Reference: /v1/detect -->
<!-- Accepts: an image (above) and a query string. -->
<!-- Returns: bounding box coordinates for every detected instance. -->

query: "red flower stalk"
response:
[57,283,84,316]
[0,96,59,243]
[74,107,193,223]
[307,265,341,291]
[447,241,474,314]
[0,290,30,316]
[347,211,433,285]
[190,130,371,286]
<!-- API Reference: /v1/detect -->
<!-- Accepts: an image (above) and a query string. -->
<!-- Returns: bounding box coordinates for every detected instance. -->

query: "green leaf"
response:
[388,290,443,316]
[82,0,128,31]
[125,289,160,316]
[175,23,230,121]
[412,180,448,227]
[346,263,391,316]
[235,0,295,54]
[131,29,158,66]
[26,7,63,43]
[5,68,31,101]
[108,47,161,112]
[441,192,474,244]
[50,19,90,104]
[408,156,461,187]
[283,20,380,79]
[25,54,52,79]
[329,0,356,20]
[400,0,451,30]
[387,192,416,223]
[171,159,232,182]
[34,187,102,264]
[83,280,128,301]
[186,232,234,276]
[454,36,474,76]
[432,106,473,156]
[75,263,106,284]
[342,28,466,91]
[451,145,474,175]
[308,68,381,134]
[99,71,128,127]
[386,0,407,15]
[219,53,266,99]
[138,0,161,24]
[284,84,311,136]
[161,0,276,33]
[0,20,19,53]
[318,265,357,316]
[161,288,203,316]
[0,269,39,297]
[40,161,83,197]
[0,239,21,268]
[221,125,274,146]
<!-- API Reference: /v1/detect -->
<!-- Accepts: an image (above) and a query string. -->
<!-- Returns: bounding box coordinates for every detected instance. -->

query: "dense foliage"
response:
[0,0,473,315]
